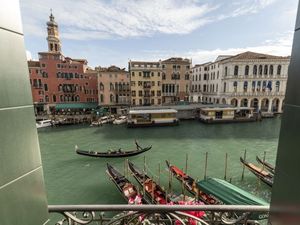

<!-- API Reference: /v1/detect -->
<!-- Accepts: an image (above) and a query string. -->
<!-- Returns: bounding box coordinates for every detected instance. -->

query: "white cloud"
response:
[20,0,277,40]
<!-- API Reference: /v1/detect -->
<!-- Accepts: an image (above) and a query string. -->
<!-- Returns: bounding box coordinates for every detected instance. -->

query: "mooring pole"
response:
[204,152,208,179]
[224,153,228,180]
[158,163,161,186]
[151,176,154,204]
[241,149,247,180]
[185,153,188,174]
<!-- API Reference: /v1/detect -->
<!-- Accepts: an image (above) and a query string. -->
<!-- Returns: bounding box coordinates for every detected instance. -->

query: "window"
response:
[151,72,154,76]
[158,72,160,76]
[110,94,114,103]
[131,72,135,76]
[234,65,239,76]
[267,81,272,91]
[162,72,166,80]
[158,99,161,104]
[45,95,49,102]
[53,95,56,102]
[277,65,282,75]
[138,90,143,97]
[233,81,238,92]
[259,65,263,75]
[276,81,280,92]
[252,81,256,91]
[139,72,142,76]
[243,81,248,92]
[223,82,226,92]
[131,91,136,97]
[157,90,161,96]
[185,73,189,80]
[269,65,274,75]
[262,81,267,91]
[245,65,249,76]
[264,65,268,75]
[253,65,257,75]
[151,99,154,105]
[44,83,48,91]
[225,66,228,76]
[257,81,261,91]
[157,81,161,86]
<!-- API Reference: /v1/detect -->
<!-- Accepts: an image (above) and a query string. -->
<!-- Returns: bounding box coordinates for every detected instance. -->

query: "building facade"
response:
[28,13,98,114]
[96,66,130,106]
[161,57,191,104]
[191,52,290,113]
[129,61,162,106]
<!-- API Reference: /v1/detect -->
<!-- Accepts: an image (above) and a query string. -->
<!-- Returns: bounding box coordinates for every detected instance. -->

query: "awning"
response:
[197,178,268,220]
[55,103,98,110]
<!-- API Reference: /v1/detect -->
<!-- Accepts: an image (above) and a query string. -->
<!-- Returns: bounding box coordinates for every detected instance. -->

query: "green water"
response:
[38,117,281,205]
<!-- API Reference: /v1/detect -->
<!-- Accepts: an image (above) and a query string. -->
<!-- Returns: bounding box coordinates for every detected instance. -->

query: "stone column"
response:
[268,98,273,112]
[278,98,283,113]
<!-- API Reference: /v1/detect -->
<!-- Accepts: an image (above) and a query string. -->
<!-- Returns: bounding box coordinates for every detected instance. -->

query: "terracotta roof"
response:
[220,51,289,62]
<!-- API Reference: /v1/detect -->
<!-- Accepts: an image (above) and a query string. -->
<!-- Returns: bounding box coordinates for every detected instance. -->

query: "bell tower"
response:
[46,10,61,53]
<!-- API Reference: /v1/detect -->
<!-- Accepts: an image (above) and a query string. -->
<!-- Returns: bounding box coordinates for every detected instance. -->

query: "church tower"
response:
[46,10,61,53]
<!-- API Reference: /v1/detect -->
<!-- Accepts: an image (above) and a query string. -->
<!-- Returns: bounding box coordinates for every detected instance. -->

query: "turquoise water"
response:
[38,117,281,206]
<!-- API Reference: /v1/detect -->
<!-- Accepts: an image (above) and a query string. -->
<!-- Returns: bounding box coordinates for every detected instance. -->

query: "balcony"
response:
[49,204,269,225]
[221,91,285,97]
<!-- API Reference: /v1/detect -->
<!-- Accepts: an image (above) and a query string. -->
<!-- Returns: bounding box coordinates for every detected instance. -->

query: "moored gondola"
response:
[166,161,219,205]
[240,157,273,187]
[256,156,275,174]
[75,141,151,158]
[106,164,148,204]
[128,161,170,204]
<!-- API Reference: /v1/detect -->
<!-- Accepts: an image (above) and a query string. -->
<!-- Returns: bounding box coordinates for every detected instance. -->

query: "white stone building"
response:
[190,51,290,113]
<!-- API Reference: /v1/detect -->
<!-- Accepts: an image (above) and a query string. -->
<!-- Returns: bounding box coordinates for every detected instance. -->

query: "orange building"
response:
[28,13,98,114]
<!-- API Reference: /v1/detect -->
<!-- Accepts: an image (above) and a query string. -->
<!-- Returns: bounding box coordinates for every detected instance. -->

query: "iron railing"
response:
[49,204,269,225]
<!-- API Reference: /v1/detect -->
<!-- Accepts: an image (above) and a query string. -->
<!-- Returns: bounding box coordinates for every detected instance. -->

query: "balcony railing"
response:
[49,204,269,225]
[221,91,285,97]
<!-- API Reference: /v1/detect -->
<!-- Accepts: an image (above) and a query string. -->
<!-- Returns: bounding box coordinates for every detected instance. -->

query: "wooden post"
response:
[241,149,247,180]
[204,152,208,179]
[185,153,188,174]
[143,156,146,175]
[158,163,161,186]
[151,176,154,204]
[224,153,228,180]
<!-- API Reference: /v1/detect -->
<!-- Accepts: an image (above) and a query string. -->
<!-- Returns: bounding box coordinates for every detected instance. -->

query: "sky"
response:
[20,0,298,68]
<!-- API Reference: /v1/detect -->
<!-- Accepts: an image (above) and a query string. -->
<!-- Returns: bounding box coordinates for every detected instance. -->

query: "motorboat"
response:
[36,119,53,129]
[113,116,127,125]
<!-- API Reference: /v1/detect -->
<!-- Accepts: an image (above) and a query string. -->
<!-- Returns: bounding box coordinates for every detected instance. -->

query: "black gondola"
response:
[166,161,219,205]
[256,156,275,174]
[75,141,152,158]
[106,163,148,204]
[240,157,273,187]
[128,161,170,204]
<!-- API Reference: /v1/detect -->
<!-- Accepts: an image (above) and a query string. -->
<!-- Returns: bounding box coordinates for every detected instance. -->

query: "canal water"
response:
[38,117,281,206]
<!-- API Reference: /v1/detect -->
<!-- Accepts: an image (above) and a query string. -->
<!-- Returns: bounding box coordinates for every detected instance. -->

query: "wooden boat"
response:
[106,163,148,204]
[256,156,275,174]
[240,157,273,187]
[128,161,170,204]
[75,141,152,158]
[166,161,219,205]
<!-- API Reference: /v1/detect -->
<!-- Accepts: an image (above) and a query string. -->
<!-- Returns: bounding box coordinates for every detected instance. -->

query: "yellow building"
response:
[129,61,162,106]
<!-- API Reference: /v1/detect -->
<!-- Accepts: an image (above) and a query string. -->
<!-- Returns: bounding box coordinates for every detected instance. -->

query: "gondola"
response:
[166,161,219,205]
[240,157,273,187]
[106,164,148,204]
[256,156,275,174]
[128,161,170,204]
[75,141,152,158]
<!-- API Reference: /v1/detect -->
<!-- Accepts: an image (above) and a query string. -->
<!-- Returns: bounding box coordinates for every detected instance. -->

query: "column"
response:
[268,98,273,112]
[278,98,283,113]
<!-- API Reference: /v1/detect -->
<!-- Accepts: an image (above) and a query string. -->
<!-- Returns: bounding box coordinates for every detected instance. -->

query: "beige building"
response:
[96,66,130,107]
[129,61,162,106]
[191,51,290,113]
[161,58,191,104]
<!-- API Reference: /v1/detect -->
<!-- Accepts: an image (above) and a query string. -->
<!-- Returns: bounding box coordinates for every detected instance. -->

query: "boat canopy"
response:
[197,178,268,206]
[55,103,98,110]
[129,109,177,114]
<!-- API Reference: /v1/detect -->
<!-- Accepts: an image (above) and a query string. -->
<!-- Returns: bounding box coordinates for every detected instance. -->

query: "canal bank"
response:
[38,117,281,206]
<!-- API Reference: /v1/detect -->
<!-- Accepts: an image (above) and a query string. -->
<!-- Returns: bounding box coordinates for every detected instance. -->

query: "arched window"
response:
[198,84,201,91]
[162,72,166,80]
[257,81,261,91]
[269,65,274,75]
[110,83,114,91]
[252,81,256,91]
[45,95,49,102]
[234,65,239,76]
[110,94,114,103]
[253,65,257,75]
[264,65,268,75]
[75,95,80,102]
[223,82,226,92]
[60,95,63,102]
[53,95,56,102]
[259,65,263,75]
[276,81,280,92]
[243,81,248,92]
[99,82,104,91]
[195,75,198,81]
[277,65,282,75]
[245,65,249,76]
[233,81,238,92]
[100,94,104,102]
[225,67,228,76]
[262,81,267,91]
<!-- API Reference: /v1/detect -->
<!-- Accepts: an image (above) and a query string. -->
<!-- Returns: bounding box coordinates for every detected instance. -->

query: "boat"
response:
[256,156,275,174]
[240,157,273,187]
[106,163,148,204]
[127,109,179,128]
[91,115,115,126]
[36,119,53,129]
[197,178,269,221]
[165,161,219,205]
[75,141,152,158]
[113,116,127,125]
[128,161,170,204]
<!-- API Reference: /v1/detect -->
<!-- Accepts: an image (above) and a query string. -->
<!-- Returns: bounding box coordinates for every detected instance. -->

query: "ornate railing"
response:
[49,204,269,225]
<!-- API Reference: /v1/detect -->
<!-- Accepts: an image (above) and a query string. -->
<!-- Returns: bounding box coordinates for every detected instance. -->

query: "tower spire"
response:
[46,9,61,53]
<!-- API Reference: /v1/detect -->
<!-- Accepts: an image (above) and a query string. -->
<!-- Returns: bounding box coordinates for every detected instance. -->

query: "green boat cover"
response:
[197,178,269,220]
[55,103,98,110]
